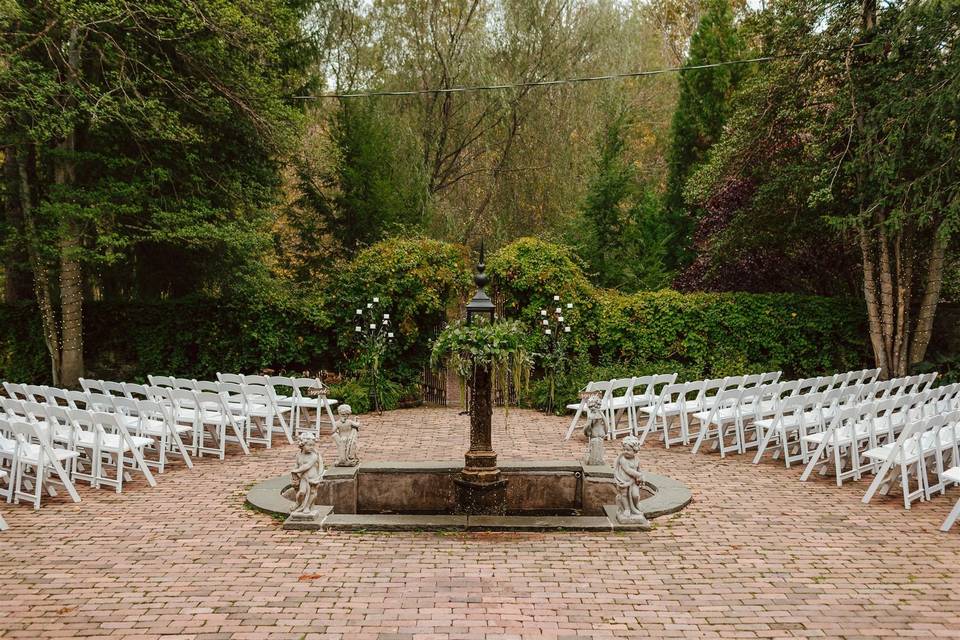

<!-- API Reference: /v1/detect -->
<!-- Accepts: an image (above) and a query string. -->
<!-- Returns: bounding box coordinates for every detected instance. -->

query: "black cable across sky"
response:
[292,42,873,100]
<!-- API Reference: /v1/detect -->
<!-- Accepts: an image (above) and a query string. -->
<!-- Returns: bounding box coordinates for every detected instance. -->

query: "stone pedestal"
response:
[282,505,333,530]
[453,477,508,515]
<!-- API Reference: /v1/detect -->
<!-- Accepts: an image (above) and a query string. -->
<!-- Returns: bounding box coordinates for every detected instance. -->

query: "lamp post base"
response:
[453,476,508,515]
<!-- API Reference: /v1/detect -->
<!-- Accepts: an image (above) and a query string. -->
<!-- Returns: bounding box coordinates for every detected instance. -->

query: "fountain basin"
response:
[246,459,691,531]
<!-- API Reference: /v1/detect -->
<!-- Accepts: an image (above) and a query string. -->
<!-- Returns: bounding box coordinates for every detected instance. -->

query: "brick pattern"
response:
[2,407,959,639]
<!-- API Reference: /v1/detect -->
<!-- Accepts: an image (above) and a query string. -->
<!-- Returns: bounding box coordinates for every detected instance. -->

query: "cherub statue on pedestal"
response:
[613,435,651,528]
[582,394,607,466]
[333,404,360,467]
[290,434,324,518]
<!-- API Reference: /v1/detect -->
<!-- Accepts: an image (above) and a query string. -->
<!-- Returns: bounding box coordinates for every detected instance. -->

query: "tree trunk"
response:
[908,226,949,367]
[858,225,889,377]
[54,25,85,388]
[17,144,62,385]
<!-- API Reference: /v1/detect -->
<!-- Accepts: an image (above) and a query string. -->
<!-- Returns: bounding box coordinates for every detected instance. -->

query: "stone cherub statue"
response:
[290,434,325,518]
[613,435,651,528]
[333,404,360,467]
[582,394,607,466]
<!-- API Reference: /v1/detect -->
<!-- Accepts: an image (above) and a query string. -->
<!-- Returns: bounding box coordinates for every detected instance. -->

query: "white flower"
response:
[555,307,561,313]
[369,324,376,329]
[558,316,564,322]
[373,297,379,303]
[355,326,361,332]
[567,302,573,309]
[383,319,389,325]
[564,326,571,333]
[540,309,547,316]
[367,303,373,308]
[383,313,390,319]
[356,309,362,315]
[553,295,560,301]
[545,329,552,334]
[542,319,548,325]
[388,332,394,338]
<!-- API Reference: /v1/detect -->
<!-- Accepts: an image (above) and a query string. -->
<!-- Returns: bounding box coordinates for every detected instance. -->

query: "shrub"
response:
[330,236,472,384]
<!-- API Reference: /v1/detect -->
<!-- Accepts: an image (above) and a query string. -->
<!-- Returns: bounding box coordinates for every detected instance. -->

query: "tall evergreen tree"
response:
[664,0,743,268]
[1,0,313,385]
[578,106,671,292]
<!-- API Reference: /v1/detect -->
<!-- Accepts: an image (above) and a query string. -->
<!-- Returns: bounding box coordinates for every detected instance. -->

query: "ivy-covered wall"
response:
[1,237,866,392]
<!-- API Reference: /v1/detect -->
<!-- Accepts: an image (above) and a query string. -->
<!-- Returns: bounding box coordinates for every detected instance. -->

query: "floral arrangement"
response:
[430,319,532,413]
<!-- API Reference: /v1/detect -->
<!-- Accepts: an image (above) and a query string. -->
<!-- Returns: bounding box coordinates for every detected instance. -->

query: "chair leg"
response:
[941,498,960,532]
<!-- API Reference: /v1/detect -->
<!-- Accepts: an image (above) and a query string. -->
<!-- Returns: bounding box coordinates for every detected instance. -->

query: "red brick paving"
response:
[1,407,959,639]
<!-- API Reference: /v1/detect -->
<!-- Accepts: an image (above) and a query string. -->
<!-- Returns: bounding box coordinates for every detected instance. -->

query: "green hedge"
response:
[1,237,867,395]
[490,238,867,411]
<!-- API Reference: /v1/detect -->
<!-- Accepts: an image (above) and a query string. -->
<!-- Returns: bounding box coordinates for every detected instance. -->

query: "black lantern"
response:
[466,241,496,325]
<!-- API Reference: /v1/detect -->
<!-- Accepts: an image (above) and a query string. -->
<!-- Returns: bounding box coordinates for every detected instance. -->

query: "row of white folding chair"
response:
[0,399,158,495]
[0,417,81,510]
[687,381,788,457]
[861,410,960,509]
[798,390,956,489]
[216,373,338,436]
[148,375,290,446]
[564,374,678,440]
[8,383,248,462]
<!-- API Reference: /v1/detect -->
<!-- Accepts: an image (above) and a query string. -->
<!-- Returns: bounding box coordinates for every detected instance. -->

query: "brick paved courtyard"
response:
[2,407,959,639]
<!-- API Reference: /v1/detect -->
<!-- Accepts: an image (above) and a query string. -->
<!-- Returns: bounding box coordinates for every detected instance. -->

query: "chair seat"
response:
[802,423,871,446]
[76,432,153,452]
[640,401,684,417]
[135,418,193,437]
[943,466,960,484]
[692,408,737,424]
[277,397,338,409]
[863,441,922,464]
[0,440,79,465]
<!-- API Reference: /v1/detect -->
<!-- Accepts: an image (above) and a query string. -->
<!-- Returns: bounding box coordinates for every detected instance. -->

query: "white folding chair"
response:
[2,382,28,401]
[638,381,699,447]
[800,403,879,486]
[606,378,636,439]
[195,391,249,459]
[862,414,944,509]
[114,397,193,473]
[216,372,245,385]
[281,377,338,437]
[147,375,176,388]
[78,378,105,394]
[565,380,612,440]
[5,419,81,509]
[85,412,157,492]
[691,387,743,457]
[243,375,294,443]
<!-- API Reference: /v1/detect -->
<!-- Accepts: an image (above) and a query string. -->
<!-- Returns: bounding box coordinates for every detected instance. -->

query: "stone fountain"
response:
[245,249,691,531]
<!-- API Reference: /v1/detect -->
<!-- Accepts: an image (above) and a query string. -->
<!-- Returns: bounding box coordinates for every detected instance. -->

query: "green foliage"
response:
[491,238,866,413]
[298,101,428,252]
[327,376,403,415]
[0,292,331,385]
[577,105,673,291]
[330,237,472,384]
[665,0,744,267]
[430,319,533,407]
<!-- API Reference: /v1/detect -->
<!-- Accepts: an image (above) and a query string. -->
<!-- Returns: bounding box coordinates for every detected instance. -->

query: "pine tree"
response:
[664,0,743,268]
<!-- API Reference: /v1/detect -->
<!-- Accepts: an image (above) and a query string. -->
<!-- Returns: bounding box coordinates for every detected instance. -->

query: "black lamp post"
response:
[455,241,507,514]
[466,241,495,326]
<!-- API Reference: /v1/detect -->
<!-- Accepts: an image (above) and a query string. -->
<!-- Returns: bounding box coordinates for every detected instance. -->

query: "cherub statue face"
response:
[337,404,352,417]
[622,435,641,455]
[298,435,317,453]
[586,395,602,411]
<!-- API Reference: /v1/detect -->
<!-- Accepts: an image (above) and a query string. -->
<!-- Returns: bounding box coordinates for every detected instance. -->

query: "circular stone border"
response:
[246,464,691,532]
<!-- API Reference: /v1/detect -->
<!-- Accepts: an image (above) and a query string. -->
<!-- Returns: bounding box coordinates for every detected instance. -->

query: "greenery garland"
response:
[430,320,532,414]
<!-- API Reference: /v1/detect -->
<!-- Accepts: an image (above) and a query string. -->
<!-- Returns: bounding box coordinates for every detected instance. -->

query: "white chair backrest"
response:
[741,373,763,389]
[609,377,634,400]
[79,378,104,394]
[23,384,48,402]
[243,374,270,386]
[101,381,127,397]
[168,388,198,412]
[291,377,325,398]
[195,380,222,393]
[21,401,49,424]
[3,381,28,400]
[86,392,116,413]
[173,377,197,390]
[147,374,175,388]
[217,372,245,385]
[41,386,70,407]
[268,376,295,394]
[123,382,151,400]
[112,396,139,419]
[1,397,25,419]
[862,368,881,385]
